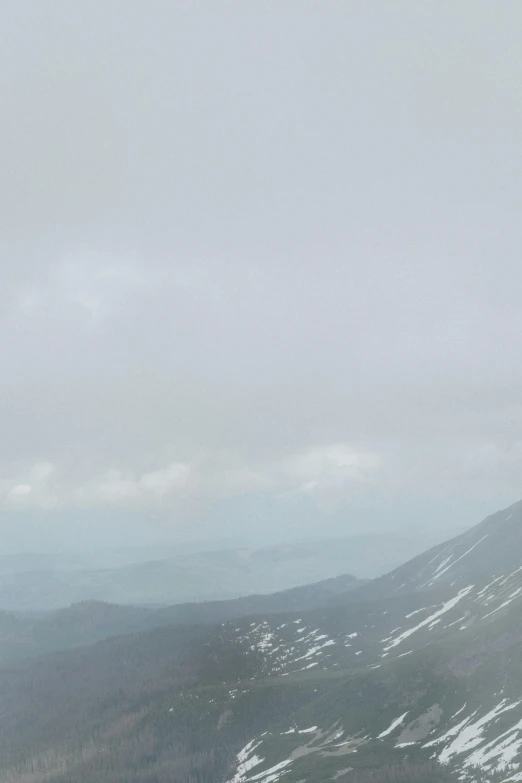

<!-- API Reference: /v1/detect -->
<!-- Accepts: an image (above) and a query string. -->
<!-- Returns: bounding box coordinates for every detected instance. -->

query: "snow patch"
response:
[425,535,488,585]
[383,586,474,651]
[378,712,409,739]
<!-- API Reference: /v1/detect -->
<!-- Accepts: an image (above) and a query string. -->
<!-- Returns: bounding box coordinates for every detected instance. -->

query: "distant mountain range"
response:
[1,502,522,781]
[0,533,437,611]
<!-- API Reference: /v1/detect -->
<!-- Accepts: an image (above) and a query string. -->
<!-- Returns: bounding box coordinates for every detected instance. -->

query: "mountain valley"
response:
[1,503,522,782]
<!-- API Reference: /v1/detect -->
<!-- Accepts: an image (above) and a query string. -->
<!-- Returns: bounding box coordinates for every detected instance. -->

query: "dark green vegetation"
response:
[336,762,460,782]
[0,572,361,665]
[2,502,522,782]
[0,622,460,783]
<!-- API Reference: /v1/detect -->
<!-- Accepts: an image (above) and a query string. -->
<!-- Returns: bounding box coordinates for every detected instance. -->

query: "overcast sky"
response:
[1,1,522,551]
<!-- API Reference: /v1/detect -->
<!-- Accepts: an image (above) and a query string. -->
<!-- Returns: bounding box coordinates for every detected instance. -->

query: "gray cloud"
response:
[1,1,522,547]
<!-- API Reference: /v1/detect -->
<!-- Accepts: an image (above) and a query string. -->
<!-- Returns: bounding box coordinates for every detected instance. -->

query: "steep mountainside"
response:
[1,501,522,783]
[353,501,522,602]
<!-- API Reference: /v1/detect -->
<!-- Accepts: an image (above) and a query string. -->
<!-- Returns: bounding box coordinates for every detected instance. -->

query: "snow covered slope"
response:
[220,501,522,783]
[2,500,522,783]
[354,500,522,601]
[224,596,522,783]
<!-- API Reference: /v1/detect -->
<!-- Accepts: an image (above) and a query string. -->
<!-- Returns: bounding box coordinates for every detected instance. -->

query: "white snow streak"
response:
[227,740,264,783]
[248,759,292,783]
[378,712,409,739]
[435,700,521,764]
[383,586,474,651]
[482,588,522,620]
[426,535,489,585]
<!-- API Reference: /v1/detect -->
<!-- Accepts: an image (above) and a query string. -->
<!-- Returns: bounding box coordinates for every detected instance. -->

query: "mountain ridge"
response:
[0,501,522,782]
[0,537,413,611]
[0,572,363,665]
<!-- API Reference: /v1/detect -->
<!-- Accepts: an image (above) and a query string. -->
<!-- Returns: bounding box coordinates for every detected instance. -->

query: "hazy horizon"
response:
[2,2,522,552]
[0,506,474,556]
